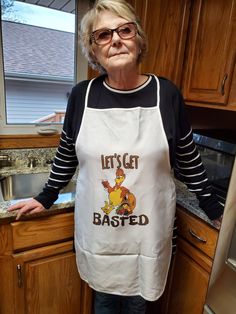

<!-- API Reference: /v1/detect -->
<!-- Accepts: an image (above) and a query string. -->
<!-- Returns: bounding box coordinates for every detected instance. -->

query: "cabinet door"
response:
[126,0,147,22]
[13,241,92,314]
[167,242,210,314]
[141,0,191,86]
[182,0,236,105]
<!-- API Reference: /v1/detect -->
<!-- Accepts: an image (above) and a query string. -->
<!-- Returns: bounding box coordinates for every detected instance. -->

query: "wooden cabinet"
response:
[13,242,82,314]
[0,207,218,314]
[164,207,218,314]
[167,240,210,314]
[140,0,191,87]
[88,0,236,112]
[87,0,236,111]
[0,212,93,314]
[146,206,218,314]
[182,0,236,108]
[128,0,236,111]
[88,0,191,88]
[127,0,192,87]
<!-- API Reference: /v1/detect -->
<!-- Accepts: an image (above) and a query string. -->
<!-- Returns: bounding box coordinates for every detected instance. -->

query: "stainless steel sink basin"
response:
[0,172,76,201]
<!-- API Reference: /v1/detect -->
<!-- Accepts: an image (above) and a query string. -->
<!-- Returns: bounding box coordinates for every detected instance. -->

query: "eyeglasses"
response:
[91,22,138,45]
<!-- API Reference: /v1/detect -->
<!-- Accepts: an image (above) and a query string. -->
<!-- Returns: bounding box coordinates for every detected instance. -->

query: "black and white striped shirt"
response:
[35,75,223,220]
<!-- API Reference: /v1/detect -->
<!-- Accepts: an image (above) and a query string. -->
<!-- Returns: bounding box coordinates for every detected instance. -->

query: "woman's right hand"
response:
[7,199,45,220]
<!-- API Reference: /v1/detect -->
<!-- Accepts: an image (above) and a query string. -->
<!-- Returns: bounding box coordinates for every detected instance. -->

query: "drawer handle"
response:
[17,264,23,288]
[189,229,207,243]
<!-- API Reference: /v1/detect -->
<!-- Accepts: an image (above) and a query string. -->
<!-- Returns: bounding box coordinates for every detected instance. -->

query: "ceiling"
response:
[17,0,75,13]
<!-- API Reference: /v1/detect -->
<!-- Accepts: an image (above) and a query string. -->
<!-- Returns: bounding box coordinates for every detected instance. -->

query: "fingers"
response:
[26,207,45,215]
[213,216,223,229]
[15,204,38,220]
[7,201,29,212]
[7,199,45,220]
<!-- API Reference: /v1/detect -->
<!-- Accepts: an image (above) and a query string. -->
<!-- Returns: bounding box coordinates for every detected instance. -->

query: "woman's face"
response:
[91,10,140,74]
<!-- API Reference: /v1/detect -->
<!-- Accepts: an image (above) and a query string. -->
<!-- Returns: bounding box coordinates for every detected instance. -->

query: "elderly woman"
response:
[8,0,223,313]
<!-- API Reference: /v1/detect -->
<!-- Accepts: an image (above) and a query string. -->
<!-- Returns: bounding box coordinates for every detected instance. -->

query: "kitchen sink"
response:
[0,172,76,201]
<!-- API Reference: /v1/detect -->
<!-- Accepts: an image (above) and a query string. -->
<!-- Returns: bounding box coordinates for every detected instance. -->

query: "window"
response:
[0,0,82,135]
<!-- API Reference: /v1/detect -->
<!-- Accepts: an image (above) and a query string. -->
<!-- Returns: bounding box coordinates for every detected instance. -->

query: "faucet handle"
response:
[28,156,37,168]
[45,159,53,165]
[0,154,12,167]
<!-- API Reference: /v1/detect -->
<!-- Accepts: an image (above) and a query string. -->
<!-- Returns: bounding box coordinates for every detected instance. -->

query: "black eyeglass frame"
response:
[90,22,138,45]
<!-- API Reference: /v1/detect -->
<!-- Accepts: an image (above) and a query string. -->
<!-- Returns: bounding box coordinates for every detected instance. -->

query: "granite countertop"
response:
[0,192,75,223]
[175,179,214,227]
[0,174,214,227]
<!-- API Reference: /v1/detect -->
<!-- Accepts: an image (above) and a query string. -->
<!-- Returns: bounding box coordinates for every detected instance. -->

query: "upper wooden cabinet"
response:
[88,0,236,111]
[89,0,191,87]
[182,0,236,106]
[140,0,191,87]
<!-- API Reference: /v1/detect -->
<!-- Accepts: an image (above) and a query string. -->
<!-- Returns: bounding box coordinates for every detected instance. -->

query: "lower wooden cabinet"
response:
[166,239,211,314]
[0,207,218,314]
[161,207,218,314]
[0,211,93,314]
[13,242,82,314]
[146,206,218,314]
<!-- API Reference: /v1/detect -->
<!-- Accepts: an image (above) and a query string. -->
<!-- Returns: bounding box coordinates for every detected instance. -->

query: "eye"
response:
[119,25,132,35]
[96,30,111,41]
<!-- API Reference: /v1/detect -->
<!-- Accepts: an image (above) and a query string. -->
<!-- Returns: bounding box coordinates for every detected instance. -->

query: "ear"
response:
[91,46,98,61]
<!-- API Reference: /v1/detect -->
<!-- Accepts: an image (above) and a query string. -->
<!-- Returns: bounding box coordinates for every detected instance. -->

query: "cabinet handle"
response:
[16,264,23,288]
[221,74,228,95]
[189,229,207,243]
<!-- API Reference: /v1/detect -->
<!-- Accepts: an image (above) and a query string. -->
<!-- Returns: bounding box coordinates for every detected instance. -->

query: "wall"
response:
[5,80,71,123]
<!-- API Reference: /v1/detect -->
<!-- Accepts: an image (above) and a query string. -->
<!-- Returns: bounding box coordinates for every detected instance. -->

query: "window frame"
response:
[0,1,88,144]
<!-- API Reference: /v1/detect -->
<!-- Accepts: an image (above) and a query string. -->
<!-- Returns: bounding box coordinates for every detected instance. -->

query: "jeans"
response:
[94,291,147,314]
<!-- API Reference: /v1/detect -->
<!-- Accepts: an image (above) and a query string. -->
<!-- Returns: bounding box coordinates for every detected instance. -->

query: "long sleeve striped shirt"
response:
[35,75,223,220]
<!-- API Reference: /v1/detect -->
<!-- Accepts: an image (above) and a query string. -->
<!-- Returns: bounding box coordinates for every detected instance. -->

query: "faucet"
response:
[28,156,37,168]
[0,154,12,168]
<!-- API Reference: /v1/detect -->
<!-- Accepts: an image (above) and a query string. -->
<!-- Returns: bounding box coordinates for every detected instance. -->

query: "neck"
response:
[105,69,147,90]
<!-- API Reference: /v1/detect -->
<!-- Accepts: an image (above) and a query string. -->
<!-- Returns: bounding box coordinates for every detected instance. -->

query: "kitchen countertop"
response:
[0,177,216,227]
[0,192,75,224]
[175,179,215,227]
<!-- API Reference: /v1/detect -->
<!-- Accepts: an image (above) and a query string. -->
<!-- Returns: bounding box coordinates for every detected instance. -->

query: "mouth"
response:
[109,52,127,58]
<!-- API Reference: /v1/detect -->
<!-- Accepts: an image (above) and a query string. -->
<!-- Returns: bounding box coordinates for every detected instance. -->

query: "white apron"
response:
[74,76,176,301]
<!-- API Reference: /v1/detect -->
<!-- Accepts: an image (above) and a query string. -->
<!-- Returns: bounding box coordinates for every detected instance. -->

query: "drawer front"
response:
[10,212,74,251]
[176,207,218,259]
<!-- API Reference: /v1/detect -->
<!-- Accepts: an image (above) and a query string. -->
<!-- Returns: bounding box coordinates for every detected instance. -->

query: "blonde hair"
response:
[79,0,147,73]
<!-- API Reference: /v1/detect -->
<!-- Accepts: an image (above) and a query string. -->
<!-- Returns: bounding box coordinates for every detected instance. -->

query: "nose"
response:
[111,30,121,44]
